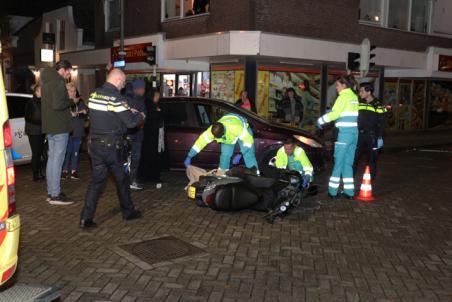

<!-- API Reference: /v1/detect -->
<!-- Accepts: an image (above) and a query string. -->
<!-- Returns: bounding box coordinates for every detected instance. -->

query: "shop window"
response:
[429,81,452,128]
[196,72,210,97]
[259,69,321,130]
[163,74,176,97]
[359,0,383,24]
[163,0,209,20]
[177,75,191,96]
[104,0,120,32]
[211,69,244,103]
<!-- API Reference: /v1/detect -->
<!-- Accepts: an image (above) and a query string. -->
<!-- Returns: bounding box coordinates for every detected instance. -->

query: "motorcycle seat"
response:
[244,174,276,189]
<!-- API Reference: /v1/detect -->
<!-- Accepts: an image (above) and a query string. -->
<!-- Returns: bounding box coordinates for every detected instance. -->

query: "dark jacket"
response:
[126,93,146,141]
[358,98,387,137]
[277,97,304,124]
[40,68,72,134]
[70,99,88,138]
[138,97,165,181]
[88,82,143,137]
[24,96,42,135]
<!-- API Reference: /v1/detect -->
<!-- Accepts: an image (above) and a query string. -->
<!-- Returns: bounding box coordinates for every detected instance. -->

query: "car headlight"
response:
[294,135,323,148]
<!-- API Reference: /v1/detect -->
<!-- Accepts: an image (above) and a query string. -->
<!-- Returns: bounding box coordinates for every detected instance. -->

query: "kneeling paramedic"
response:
[184,113,259,173]
[317,76,359,199]
[80,69,145,229]
[274,138,313,189]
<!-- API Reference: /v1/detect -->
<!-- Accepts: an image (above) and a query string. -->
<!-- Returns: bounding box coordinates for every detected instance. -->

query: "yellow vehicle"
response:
[0,62,21,288]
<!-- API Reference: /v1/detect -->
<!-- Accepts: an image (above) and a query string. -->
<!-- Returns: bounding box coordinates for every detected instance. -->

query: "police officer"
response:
[317,76,359,199]
[184,113,259,173]
[354,82,387,180]
[80,69,145,229]
[274,138,313,189]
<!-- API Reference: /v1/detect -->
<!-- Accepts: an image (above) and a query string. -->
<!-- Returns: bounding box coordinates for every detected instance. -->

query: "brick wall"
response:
[94,0,452,51]
[254,0,452,51]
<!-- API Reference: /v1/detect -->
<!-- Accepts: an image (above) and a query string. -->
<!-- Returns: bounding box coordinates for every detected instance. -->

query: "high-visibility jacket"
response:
[188,114,254,157]
[358,98,387,137]
[318,88,359,131]
[275,146,313,178]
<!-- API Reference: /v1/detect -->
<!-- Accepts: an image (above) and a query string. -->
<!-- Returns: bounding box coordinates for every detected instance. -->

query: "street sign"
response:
[111,43,156,64]
[42,33,55,45]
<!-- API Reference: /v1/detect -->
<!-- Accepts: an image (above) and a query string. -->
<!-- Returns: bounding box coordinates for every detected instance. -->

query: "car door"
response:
[160,101,202,169]
[6,95,32,164]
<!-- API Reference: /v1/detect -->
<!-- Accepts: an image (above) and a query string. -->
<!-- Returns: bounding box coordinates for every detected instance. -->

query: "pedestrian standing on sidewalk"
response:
[353,82,387,180]
[126,79,147,190]
[80,69,144,229]
[62,83,88,180]
[41,60,74,205]
[24,84,45,181]
[316,75,359,199]
[138,90,165,186]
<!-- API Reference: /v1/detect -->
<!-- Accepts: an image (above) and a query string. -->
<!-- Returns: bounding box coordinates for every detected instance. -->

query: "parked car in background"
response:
[0,67,20,289]
[5,93,33,165]
[159,97,325,171]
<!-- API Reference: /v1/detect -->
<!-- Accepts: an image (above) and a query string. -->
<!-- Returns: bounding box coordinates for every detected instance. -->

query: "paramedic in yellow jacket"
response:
[317,76,359,199]
[274,138,313,189]
[184,113,259,172]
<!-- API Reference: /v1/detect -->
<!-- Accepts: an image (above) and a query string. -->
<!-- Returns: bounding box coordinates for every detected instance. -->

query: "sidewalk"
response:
[321,128,452,151]
[384,128,452,150]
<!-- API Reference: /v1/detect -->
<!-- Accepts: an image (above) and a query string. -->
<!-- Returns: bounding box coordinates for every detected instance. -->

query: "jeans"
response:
[63,136,82,172]
[129,139,142,183]
[46,133,69,197]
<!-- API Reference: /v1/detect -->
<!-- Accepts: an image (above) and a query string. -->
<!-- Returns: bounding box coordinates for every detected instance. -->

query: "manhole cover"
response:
[119,236,205,265]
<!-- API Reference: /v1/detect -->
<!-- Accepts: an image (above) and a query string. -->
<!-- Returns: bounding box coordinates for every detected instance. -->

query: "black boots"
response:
[33,170,45,182]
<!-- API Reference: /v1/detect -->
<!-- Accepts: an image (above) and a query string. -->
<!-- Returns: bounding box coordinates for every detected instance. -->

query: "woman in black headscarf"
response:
[138,89,165,186]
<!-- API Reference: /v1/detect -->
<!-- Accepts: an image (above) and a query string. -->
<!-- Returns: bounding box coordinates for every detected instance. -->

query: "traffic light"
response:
[347,52,360,71]
[369,44,376,69]
[144,45,156,65]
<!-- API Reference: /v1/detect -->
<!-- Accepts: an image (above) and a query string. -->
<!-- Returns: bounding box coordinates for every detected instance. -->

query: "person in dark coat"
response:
[25,84,46,181]
[277,87,303,126]
[126,79,147,190]
[138,89,165,186]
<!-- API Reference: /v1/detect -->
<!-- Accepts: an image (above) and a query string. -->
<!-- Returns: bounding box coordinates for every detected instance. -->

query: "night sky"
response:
[1,0,95,42]
[1,0,72,17]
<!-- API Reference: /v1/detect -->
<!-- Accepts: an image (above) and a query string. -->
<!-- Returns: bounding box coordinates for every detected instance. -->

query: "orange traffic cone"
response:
[355,166,375,202]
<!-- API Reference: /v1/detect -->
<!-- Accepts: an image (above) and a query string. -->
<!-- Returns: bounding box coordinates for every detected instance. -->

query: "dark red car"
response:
[159,97,325,171]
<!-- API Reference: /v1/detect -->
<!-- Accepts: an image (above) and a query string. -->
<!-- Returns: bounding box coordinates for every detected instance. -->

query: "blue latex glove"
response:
[184,156,192,168]
[232,154,242,165]
[301,175,310,189]
[377,137,384,149]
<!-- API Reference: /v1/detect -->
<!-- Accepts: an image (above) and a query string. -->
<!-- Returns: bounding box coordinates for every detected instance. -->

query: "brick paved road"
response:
[9,148,452,301]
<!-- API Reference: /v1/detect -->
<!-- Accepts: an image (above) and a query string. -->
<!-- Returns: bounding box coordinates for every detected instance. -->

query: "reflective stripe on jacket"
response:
[188,114,253,157]
[274,146,313,177]
[318,88,359,130]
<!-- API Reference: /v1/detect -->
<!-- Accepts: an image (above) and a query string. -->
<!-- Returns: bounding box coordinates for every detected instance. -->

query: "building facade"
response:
[58,0,452,130]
